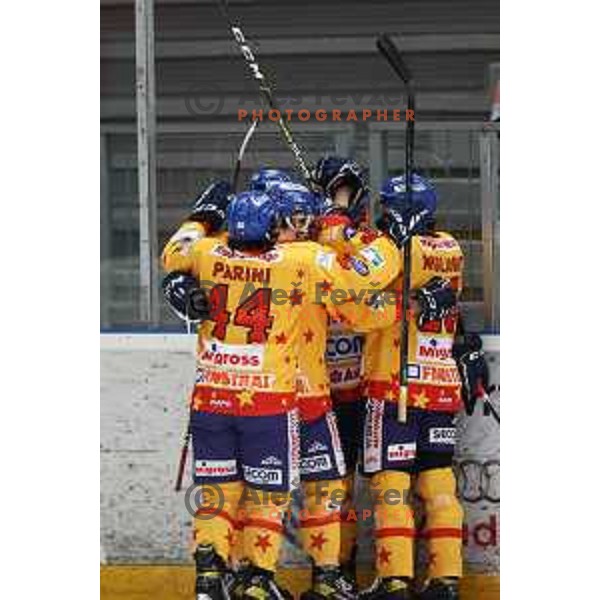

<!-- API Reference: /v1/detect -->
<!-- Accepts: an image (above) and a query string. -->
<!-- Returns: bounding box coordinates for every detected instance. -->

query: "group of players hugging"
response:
[161,156,486,600]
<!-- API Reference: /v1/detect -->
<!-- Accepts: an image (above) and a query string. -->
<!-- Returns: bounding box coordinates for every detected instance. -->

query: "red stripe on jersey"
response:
[193,385,296,416]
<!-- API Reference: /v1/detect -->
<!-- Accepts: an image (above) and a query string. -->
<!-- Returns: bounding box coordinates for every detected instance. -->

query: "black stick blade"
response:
[376,34,413,85]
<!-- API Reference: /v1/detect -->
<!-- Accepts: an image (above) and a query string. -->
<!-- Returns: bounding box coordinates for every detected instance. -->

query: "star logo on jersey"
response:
[413,390,429,409]
[238,390,254,408]
[319,280,333,293]
[304,329,314,343]
[296,269,305,279]
[310,532,328,551]
[275,332,287,344]
[289,289,303,306]
[254,534,272,553]
[377,546,392,565]
[393,338,400,348]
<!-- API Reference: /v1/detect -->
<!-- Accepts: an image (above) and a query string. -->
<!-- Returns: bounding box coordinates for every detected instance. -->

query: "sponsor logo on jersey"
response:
[387,442,417,462]
[243,465,283,485]
[420,237,459,251]
[211,243,282,264]
[429,428,456,444]
[316,250,336,271]
[300,453,332,475]
[261,455,283,466]
[208,398,233,409]
[328,366,361,387]
[288,409,301,489]
[364,399,384,472]
[416,336,454,363]
[326,411,347,476]
[326,334,364,362]
[199,340,264,371]
[360,247,386,270]
[306,440,328,455]
[420,364,461,384]
[195,367,275,390]
[195,459,238,477]
[350,256,370,276]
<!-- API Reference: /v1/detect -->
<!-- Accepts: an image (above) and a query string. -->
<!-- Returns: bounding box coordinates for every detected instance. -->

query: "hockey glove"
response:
[162,271,210,323]
[452,333,490,414]
[377,206,431,249]
[189,180,232,233]
[412,276,457,327]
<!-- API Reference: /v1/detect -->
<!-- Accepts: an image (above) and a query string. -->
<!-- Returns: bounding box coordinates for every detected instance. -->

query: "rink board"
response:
[101,333,499,591]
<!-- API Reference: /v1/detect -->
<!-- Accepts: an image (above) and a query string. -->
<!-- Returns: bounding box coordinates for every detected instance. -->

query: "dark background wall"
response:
[100,0,499,328]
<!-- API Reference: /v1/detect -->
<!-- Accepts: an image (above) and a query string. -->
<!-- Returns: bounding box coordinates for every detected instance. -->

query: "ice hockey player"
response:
[360,174,464,600]
[271,181,357,600]
[309,156,375,577]
[160,188,403,600]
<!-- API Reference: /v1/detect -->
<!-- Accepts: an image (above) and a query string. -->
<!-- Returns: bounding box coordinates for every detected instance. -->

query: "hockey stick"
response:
[376,34,415,423]
[216,0,313,184]
[232,118,259,192]
[174,121,260,492]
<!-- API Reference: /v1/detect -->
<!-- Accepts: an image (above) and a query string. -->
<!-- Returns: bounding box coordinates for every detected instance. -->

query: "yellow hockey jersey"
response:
[318,219,400,403]
[164,236,399,417]
[363,232,464,412]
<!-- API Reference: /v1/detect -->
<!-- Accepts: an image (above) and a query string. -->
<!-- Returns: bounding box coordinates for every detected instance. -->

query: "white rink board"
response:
[100,333,499,571]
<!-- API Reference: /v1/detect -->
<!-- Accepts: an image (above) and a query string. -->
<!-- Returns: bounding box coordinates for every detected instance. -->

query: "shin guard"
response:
[241,488,291,572]
[339,475,357,565]
[371,471,414,579]
[416,468,464,579]
[299,479,344,567]
[193,480,244,564]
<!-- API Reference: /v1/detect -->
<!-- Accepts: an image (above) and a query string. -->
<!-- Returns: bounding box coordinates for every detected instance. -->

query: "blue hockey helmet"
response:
[249,168,294,193]
[379,173,437,215]
[271,182,319,218]
[270,182,320,239]
[227,190,280,245]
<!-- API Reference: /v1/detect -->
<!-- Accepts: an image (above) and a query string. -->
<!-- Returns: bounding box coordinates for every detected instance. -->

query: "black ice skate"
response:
[300,566,358,600]
[358,577,411,600]
[417,578,459,600]
[240,566,293,600]
[228,561,253,600]
[194,544,230,600]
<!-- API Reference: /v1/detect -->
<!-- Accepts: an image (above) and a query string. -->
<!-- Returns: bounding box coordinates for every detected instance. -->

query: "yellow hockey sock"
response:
[193,480,244,564]
[299,479,344,567]
[371,471,414,579]
[241,487,291,572]
[339,475,358,565]
[417,468,464,579]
